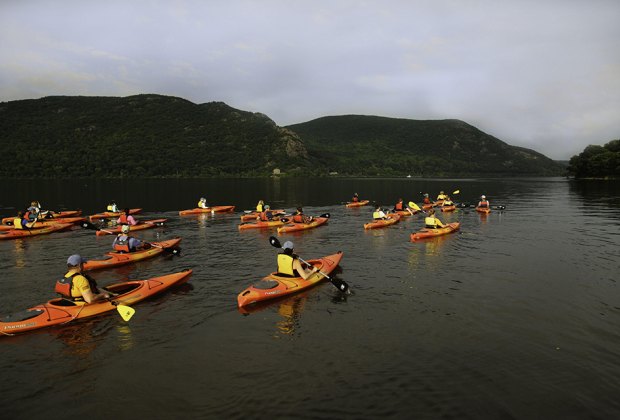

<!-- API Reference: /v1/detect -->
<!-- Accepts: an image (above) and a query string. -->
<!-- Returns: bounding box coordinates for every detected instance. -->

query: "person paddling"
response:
[277,241,318,280]
[107,201,119,212]
[292,207,313,224]
[477,195,490,208]
[56,254,111,303]
[424,209,446,229]
[198,197,209,209]
[351,193,360,203]
[112,224,148,253]
[117,208,138,226]
[256,200,265,212]
[373,205,388,220]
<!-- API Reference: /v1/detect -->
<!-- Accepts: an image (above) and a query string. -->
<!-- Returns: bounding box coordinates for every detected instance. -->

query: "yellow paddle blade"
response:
[408,201,421,211]
[116,304,135,322]
[453,190,460,194]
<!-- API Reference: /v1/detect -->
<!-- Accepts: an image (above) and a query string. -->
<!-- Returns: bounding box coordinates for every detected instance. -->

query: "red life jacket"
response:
[395,202,403,211]
[352,197,359,202]
[423,198,431,204]
[55,273,98,300]
[479,200,489,208]
[114,234,131,252]
[292,214,304,223]
[119,214,128,224]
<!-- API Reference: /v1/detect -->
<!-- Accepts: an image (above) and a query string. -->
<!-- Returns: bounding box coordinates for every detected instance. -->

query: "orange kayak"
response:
[1,210,82,224]
[0,269,192,336]
[277,216,328,234]
[94,218,167,236]
[179,205,235,215]
[0,217,86,231]
[393,209,417,217]
[364,213,401,229]
[440,205,456,212]
[410,222,460,241]
[476,207,491,214]
[82,238,181,271]
[240,209,286,222]
[238,220,288,230]
[237,252,343,308]
[89,208,142,221]
[345,200,370,208]
[0,223,73,240]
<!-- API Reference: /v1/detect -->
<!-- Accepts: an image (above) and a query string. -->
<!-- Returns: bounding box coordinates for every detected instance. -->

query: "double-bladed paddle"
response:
[268,236,349,294]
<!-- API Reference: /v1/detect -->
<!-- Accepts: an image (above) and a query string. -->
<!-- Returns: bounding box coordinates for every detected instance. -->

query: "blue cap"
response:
[67,254,86,266]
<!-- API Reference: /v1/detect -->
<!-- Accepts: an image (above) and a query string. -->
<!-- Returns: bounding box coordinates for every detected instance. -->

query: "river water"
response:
[1,177,619,419]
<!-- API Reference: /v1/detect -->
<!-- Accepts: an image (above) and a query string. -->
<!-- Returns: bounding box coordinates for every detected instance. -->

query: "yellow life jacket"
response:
[425,216,438,228]
[107,204,114,211]
[373,211,384,219]
[277,254,296,276]
[256,203,264,212]
[13,218,24,229]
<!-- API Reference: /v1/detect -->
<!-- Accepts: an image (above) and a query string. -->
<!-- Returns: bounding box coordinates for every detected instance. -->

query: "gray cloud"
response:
[1,0,618,159]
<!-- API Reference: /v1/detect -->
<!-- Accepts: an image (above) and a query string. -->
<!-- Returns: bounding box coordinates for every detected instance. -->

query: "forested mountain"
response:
[287,115,564,176]
[0,94,312,178]
[0,94,564,178]
[567,140,620,178]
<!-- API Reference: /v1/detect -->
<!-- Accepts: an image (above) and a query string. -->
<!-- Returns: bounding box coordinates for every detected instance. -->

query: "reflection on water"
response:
[116,325,134,351]
[13,240,27,268]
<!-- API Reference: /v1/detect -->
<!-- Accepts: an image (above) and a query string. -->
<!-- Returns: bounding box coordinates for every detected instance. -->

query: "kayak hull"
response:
[0,223,73,240]
[0,217,86,230]
[238,220,287,230]
[410,222,460,241]
[237,252,343,308]
[277,217,328,234]
[476,207,491,214]
[94,218,168,236]
[345,200,370,208]
[82,238,182,271]
[0,269,192,336]
[89,208,142,221]
[1,210,82,224]
[440,205,456,212]
[364,214,401,229]
[240,209,286,222]
[179,206,235,215]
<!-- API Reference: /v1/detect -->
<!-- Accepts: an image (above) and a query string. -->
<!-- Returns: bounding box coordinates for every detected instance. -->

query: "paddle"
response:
[112,301,135,321]
[453,190,460,195]
[408,201,424,213]
[268,236,350,294]
[80,221,180,254]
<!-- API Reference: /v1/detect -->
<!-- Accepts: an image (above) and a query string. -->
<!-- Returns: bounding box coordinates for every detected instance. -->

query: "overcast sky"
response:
[1,0,618,159]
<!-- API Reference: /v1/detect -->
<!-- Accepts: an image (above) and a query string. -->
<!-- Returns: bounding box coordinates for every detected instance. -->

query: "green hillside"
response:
[0,94,313,178]
[287,115,564,176]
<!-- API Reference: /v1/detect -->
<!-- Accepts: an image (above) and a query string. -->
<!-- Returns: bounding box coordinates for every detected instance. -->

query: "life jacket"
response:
[259,211,273,221]
[13,218,25,229]
[292,213,304,223]
[425,216,439,228]
[114,234,131,253]
[256,203,264,212]
[395,202,404,211]
[373,211,384,220]
[443,200,453,206]
[118,214,128,224]
[423,197,431,204]
[277,253,299,277]
[352,196,359,202]
[479,200,489,208]
[55,272,99,301]
[107,204,115,211]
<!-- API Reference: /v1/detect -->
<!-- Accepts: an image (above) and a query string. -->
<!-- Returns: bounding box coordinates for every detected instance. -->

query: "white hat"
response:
[283,241,294,250]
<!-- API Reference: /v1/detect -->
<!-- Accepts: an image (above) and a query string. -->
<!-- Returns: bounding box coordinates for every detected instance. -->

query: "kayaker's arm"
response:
[294,258,318,280]
[81,288,112,304]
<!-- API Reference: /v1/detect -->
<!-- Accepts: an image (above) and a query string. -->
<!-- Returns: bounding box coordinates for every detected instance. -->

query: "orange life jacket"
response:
[55,273,98,300]
[479,200,489,208]
[119,214,128,224]
[292,214,304,223]
[113,234,131,253]
[395,202,403,211]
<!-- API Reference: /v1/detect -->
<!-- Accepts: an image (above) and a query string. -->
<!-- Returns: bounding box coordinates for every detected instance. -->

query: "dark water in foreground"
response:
[1,177,619,419]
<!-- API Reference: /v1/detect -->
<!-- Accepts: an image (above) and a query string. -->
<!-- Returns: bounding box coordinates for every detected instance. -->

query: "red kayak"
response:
[94,218,167,236]
[237,252,343,308]
[82,238,181,271]
[345,200,370,208]
[0,269,192,336]
[179,205,235,215]
[363,213,401,229]
[0,223,73,240]
[89,208,142,221]
[277,216,328,234]
[410,222,460,241]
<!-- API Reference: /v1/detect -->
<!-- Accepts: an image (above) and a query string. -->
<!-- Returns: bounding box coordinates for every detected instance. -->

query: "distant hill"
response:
[0,95,564,178]
[287,115,564,176]
[0,94,313,178]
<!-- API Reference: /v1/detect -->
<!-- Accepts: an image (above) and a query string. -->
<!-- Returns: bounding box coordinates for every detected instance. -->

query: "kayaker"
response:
[422,193,432,205]
[198,197,209,209]
[24,201,41,222]
[477,195,490,208]
[12,211,31,229]
[437,191,447,201]
[107,201,119,212]
[373,205,388,220]
[277,241,318,280]
[117,208,138,226]
[112,224,147,253]
[56,254,111,303]
[442,196,454,207]
[258,205,276,221]
[256,200,265,212]
[292,207,313,224]
[351,193,359,203]
[424,209,446,229]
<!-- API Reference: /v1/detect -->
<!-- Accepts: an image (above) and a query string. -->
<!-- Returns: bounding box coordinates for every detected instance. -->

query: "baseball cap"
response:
[283,241,294,250]
[67,254,86,266]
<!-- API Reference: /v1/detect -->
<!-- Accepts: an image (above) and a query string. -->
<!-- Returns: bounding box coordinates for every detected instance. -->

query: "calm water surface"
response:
[1,177,619,419]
